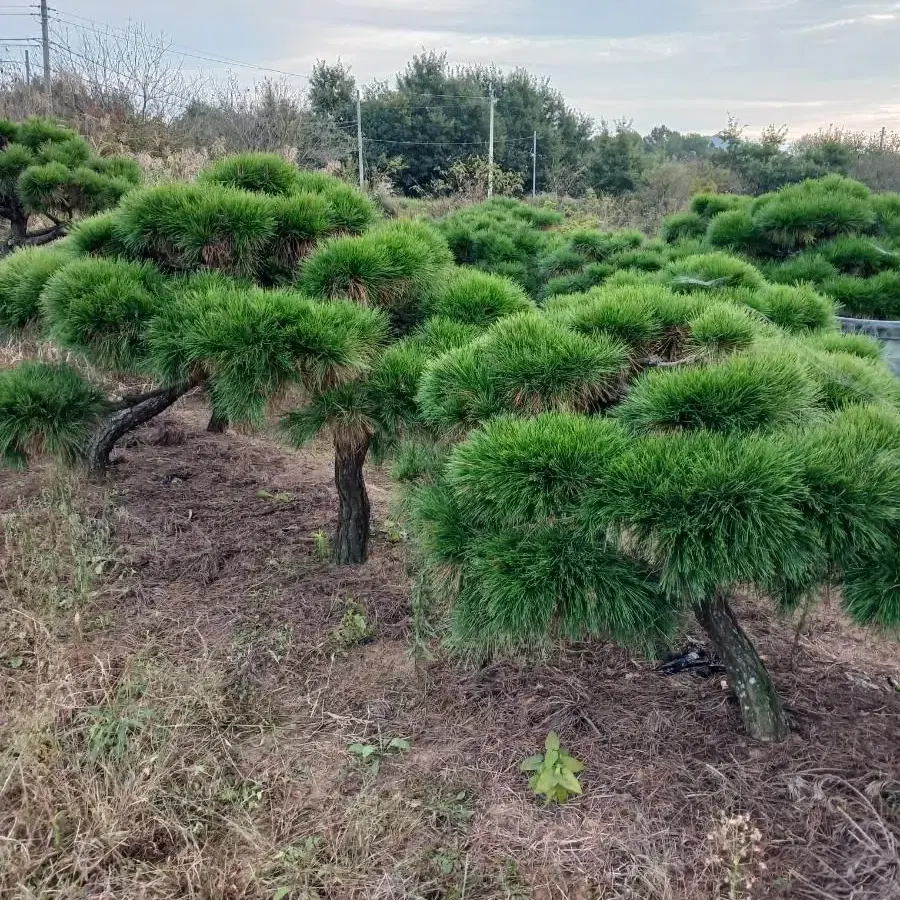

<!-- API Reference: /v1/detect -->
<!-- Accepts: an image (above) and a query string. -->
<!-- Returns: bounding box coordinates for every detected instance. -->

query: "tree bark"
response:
[696,592,789,742]
[207,408,229,433]
[85,383,189,475]
[332,430,371,565]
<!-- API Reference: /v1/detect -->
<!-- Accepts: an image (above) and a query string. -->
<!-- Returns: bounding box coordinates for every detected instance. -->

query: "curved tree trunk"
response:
[332,430,371,565]
[207,408,229,433]
[696,592,789,742]
[86,384,190,475]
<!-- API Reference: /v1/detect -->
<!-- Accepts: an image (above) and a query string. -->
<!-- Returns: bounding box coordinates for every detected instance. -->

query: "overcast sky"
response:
[39,0,900,135]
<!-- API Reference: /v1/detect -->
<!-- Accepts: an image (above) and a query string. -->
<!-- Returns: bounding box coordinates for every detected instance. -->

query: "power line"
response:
[50,10,310,80]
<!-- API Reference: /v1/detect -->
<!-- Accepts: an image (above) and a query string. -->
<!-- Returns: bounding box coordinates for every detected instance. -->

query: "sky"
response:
[17,0,900,135]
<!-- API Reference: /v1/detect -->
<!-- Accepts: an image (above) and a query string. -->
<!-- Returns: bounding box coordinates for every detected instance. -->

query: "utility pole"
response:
[532,131,537,198]
[356,89,364,189]
[24,48,30,85]
[39,0,50,90]
[880,126,886,152]
[487,84,496,198]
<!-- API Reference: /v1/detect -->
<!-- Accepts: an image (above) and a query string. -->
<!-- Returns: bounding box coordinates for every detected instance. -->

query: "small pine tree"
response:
[405,273,900,742]
[0,117,140,250]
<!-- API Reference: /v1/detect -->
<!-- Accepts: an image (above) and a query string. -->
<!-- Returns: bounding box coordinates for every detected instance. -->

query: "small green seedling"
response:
[520,731,585,804]
[348,736,411,776]
[258,488,293,502]
[312,529,331,560]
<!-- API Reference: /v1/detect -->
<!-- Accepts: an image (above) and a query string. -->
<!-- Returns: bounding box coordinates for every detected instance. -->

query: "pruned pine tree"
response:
[0,117,141,251]
[0,151,535,565]
[407,265,900,742]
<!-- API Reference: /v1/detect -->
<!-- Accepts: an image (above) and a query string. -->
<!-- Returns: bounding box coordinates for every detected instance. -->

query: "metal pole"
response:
[39,0,50,90]
[24,48,30,84]
[356,90,364,189]
[487,84,495,198]
[532,130,537,198]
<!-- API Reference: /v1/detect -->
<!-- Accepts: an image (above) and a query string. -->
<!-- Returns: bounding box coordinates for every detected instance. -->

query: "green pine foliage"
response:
[660,211,706,243]
[417,313,629,429]
[299,222,449,320]
[0,117,140,238]
[588,429,820,600]
[549,289,664,350]
[68,213,131,258]
[40,257,169,371]
[0,245,72,328]
[149,280,388,423]
[616,352,821,435]
[0,362,108,468]
[736,283,836,333]
[199,152,300,195]
[423,268,532,326]
[691,193,745,220]
[687,303,758,356]
[668,252,765,293]
[706,209,758,252]
[824,272,900,320]
[113,182,277,277]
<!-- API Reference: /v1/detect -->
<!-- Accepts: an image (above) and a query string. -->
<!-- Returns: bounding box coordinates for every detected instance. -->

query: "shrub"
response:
[150,281,388,423]
[616,352,821,434]
[41,257,169,370]
[660,210,706,243]
[0,245,71,328]
[806,350,900,410]
[0,361,108,467]
[668,252,765,292]
[588,429,815,601]
[199,152,299,195]
[443,412,629,528]
[423,268,532,326]
[805,330,883,360]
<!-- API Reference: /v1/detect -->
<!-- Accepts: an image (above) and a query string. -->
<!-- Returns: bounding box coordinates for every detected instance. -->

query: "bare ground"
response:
[1,397,899,900]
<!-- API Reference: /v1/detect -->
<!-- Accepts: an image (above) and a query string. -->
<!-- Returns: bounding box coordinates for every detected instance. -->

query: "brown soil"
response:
[1,397,899,899]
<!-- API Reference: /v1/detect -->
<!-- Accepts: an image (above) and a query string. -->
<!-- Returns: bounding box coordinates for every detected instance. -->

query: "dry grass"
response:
[1,401,899,900]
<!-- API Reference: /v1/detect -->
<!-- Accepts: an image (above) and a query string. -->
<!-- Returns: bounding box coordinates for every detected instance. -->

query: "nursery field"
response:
[2,391,899,900]
[3,122,900,899]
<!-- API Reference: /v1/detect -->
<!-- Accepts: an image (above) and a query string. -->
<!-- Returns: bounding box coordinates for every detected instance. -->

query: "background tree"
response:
[0,116,141,250]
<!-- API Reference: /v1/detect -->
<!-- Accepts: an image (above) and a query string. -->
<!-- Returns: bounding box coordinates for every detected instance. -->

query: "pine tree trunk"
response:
[332,430,371,565]
[696,592,789,742]
[86,384,189,475]
[207,409,228,433]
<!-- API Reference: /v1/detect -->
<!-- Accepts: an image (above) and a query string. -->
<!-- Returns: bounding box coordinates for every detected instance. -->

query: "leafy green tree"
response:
[0,117,140,250]
[587,121,646,195]
[406,262,900,742]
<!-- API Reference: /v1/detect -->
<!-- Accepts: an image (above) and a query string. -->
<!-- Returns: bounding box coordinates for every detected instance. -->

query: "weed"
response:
[312,528,331,560]
[705,811,765,899]
[348,735,411,776]
[332,599,374,649]
[521,731,585,805]
[381,517,408,543]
